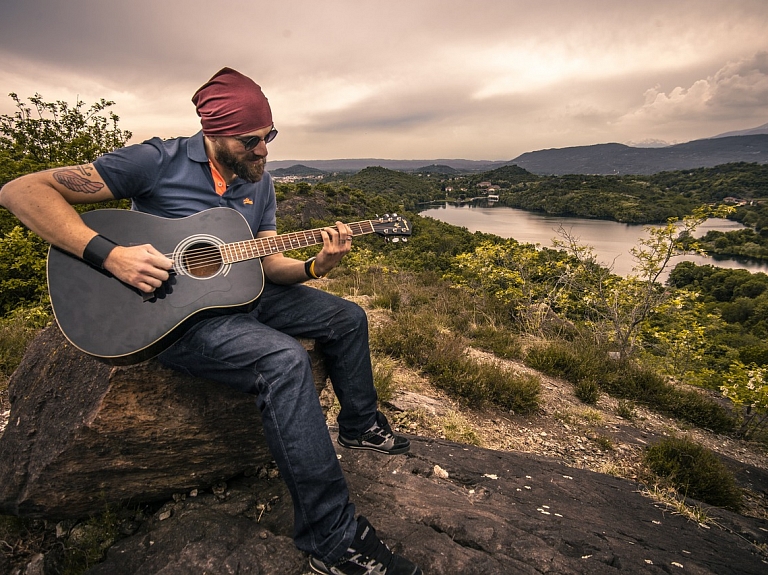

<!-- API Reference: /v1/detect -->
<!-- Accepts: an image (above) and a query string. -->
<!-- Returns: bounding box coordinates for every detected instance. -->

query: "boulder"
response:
[83,436,768,575]
[0,325,328,519]
[3,325,768,574]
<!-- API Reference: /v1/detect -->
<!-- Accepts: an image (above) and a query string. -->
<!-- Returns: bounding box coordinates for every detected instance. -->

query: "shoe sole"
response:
[310,556,422,575]
[337,436,411,455]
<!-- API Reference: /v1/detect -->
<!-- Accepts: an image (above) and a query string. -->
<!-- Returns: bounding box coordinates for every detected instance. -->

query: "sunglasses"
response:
[234,127,278,151]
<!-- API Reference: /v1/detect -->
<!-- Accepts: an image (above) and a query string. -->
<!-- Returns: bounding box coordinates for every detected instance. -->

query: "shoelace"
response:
[348,521,394,570]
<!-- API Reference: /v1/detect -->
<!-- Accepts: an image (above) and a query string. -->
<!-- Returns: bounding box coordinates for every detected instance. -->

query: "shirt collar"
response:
[188,130,209,163]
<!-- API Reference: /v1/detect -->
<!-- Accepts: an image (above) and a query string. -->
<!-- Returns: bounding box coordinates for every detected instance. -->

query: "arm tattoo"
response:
[53,165,104,194]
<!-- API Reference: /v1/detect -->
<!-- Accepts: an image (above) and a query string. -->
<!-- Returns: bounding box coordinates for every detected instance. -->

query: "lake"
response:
[419,203,768,278]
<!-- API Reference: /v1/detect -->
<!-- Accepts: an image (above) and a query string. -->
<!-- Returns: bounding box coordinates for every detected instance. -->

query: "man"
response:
[0,67,421,575]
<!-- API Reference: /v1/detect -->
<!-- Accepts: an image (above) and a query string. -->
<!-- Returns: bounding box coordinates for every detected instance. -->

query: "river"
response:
[419,203,768,278]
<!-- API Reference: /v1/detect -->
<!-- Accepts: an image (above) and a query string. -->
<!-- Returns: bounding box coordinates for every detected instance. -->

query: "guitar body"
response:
[48,208,264,365]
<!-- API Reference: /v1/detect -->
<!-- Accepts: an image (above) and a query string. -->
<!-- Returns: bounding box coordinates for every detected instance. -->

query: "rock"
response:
[87,507,306,575]
[3,326,768,574]
[85,435,768,574]
[389,390,452,416]
[0,325,328,519]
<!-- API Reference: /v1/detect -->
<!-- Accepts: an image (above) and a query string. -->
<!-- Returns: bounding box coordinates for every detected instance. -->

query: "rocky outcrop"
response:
[0,325,328,519]
[83,436,768,574]
[2,326,768,574]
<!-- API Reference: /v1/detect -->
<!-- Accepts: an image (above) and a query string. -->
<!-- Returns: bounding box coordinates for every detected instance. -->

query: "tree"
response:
[720,361,768,438]
[554,205,733,358]
[0,93,133,312]
[0,92,132,186]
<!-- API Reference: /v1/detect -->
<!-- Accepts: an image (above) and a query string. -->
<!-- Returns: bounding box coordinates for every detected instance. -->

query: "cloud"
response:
[2,1,768,159]
[617,52,768,131]
[709,51,768,110]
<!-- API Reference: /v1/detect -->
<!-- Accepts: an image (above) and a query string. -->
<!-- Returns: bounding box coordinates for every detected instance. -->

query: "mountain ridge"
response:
[267,123,768,176]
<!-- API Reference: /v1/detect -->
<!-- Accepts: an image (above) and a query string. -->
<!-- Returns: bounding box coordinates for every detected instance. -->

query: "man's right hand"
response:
[104,244,174,293]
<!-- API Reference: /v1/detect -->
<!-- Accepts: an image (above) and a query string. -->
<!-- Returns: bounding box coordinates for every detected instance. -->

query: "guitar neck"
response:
[219,220,375,264]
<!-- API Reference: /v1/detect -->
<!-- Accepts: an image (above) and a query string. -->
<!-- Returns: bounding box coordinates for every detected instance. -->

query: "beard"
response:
[212,140,266,183]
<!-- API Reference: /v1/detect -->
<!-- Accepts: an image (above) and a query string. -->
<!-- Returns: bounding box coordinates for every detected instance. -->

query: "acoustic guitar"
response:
[47,207,410,365]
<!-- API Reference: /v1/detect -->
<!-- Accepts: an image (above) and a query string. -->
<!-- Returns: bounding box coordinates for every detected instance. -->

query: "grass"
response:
[0,305,50,383]
[524,338,736,434]
[642,485,712,527]
[644,436,743,511]
[371,307,541,414]
[0,506,124,575]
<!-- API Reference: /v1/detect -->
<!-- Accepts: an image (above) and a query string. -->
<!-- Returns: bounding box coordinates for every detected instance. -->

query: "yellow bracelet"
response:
[305,257,325,279]
[310,259,325,278]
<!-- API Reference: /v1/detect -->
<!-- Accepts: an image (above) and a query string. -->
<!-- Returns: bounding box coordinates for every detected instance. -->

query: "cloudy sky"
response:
[1,0,767,162]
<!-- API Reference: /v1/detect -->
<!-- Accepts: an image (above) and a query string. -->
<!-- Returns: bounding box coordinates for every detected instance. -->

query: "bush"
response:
[575,378,600,404]
[644,437,742,510]
[470,325,523,360]
[372,309,540,414]
[0,226,49,315]
[616,399,636,420]
[524,339,608,385]
[371,354,397,403]
[603,364,735,433]
[0,305,50,380]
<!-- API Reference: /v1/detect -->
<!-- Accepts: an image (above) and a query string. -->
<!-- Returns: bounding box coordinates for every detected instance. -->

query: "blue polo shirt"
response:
[93,131,276,235]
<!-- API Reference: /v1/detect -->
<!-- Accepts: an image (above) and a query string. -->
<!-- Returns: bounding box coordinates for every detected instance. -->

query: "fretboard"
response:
[219,220,375,264]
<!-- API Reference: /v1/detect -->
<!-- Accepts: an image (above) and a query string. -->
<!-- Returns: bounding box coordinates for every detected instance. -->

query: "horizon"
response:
[265,125,768,166]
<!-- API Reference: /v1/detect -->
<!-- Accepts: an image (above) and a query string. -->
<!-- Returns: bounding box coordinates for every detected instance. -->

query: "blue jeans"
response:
[158,282,379,563]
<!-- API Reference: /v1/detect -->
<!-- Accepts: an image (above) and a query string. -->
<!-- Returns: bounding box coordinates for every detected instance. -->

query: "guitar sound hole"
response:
[181,242,223,278]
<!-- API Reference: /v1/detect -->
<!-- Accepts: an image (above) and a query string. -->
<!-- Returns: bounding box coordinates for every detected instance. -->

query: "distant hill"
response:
[266,124,768,177]
[266,158,510,173]
[270,164,326,177]
[714,122,768,138]
[510,134,768,176]
[414,164,461,175]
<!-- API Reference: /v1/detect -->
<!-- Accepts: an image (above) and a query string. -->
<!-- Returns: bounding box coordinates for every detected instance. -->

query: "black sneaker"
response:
[337,411,410,455]
[309,516,422,575]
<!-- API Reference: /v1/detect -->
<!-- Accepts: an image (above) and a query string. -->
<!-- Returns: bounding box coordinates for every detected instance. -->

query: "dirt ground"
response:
[377,346,768,523]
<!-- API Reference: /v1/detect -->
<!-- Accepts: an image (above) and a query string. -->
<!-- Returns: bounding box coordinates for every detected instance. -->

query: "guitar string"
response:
[165,219,407,269]
[170,223,372,265]
[160,221,388,273]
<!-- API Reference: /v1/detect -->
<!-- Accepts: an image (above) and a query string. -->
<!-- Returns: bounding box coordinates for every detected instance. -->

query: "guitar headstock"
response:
[371,214,411,243]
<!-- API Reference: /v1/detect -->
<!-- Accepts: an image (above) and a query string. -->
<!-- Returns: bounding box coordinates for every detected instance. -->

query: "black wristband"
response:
[82,234,118,269]
[304,257,318,279]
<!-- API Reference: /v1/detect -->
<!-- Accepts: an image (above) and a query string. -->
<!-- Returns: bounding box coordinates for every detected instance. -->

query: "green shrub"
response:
[603,364,735,434]
[372,309,540,414]
[371,287,402,311]
[524,339,609,384]
[616,399,637,420]
[0,226,49,315]
[644,437,742,511]
[0,305,50,380]
[470,325,523,360]
[575,378,600,404]
[371,354,397,403]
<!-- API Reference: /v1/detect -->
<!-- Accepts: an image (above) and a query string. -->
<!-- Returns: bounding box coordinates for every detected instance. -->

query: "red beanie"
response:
[192,67,273,136]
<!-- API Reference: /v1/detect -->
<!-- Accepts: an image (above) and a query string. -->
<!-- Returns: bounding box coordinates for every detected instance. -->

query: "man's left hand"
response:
[314,221,353,275]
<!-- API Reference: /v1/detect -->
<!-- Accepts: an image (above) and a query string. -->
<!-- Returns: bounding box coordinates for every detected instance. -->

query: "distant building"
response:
[272,175,324,183]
